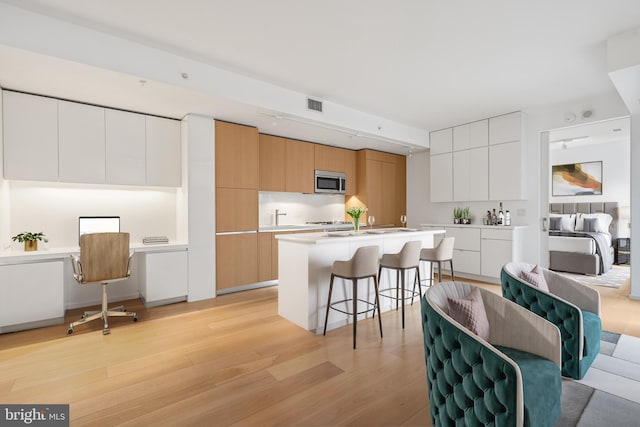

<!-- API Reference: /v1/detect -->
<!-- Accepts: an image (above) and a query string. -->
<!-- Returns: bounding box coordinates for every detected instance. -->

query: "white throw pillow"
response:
[550,213,575,232]
[575,213,612,233]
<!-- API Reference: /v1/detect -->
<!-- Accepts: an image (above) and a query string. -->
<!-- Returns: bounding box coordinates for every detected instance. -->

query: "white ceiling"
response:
[1,0,640,153]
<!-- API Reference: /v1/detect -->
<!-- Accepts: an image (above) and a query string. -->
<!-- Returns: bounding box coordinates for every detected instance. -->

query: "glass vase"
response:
[353,217,360,231]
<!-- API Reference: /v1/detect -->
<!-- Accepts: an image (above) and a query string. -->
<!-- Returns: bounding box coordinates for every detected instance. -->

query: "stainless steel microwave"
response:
[314,170,346,194]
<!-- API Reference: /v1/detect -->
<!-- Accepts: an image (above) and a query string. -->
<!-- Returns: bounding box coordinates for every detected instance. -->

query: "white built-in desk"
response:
[275,228,445,333]
[0,243,188,333]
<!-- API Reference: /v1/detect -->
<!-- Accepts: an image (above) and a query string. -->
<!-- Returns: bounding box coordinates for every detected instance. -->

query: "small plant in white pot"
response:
[12,232,45,252]
[462,207,472,225]
[453,208,462,224]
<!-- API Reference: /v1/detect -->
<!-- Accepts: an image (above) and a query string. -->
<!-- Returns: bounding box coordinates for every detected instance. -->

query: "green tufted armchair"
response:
[501,262,601,380]
[421,282,562,427]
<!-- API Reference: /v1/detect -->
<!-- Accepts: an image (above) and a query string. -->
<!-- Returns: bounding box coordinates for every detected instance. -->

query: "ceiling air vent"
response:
[307,98,323,113]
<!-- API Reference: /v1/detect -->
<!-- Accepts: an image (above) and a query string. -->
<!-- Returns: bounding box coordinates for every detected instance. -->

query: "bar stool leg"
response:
[411,266,422,305]
[429,262,433,287]
[323,273,335,336]
[373,275,383,338]
[352,278,358,349]
[449,259,455,281]
[395,269,400,311]
[401,268,406,329]
[437,261,442,283]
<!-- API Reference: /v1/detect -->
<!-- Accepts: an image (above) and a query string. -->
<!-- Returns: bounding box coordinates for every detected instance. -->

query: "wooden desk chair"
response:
[67,232,137,335]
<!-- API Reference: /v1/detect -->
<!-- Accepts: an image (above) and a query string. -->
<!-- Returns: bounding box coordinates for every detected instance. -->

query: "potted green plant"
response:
[462,207,471,224]
[346,206,367,231]
[12,232,45,252]
[453,207,462,224]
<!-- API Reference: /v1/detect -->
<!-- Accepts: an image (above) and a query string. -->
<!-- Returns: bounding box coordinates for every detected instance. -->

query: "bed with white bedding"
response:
[548,202,619,275]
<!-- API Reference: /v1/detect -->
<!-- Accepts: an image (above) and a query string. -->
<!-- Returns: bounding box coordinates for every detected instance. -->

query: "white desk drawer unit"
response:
[421,224,527,281]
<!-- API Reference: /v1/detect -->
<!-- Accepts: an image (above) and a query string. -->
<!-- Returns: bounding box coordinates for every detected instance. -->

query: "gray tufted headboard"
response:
[549,202,620,236]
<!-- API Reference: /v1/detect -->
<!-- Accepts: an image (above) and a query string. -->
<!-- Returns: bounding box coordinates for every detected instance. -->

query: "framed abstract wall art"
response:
[552,161,602,196]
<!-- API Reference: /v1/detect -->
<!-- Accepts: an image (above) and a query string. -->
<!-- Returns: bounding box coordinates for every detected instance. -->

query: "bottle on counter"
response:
[505,210,511,226]
[491,209,497,225]
[498,202,504,225]
[486,210,492,225]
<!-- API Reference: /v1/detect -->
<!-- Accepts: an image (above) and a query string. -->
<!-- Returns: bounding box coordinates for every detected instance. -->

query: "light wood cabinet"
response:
[216,188,258,232]
[2,91,59,181]
[355,150,406,227]
[216,233,258,290]
[105,109,146,185]
[344,149,357,195]
[258,232,273,282]
[259,134,285,191]
[145,116,181,187]
[58,100,106,184]
[215,121,258,189]
[285,139,314,193]
[314,144,345,172]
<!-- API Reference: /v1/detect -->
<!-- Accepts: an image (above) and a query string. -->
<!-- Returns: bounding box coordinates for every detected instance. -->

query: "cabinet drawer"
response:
[481,228,513,240]
[450,249,480,275]
[445,227,480,251]
[481,239,513,278]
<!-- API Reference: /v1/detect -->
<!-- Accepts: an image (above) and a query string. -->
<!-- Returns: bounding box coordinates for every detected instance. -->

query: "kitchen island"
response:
[276,228,445,333]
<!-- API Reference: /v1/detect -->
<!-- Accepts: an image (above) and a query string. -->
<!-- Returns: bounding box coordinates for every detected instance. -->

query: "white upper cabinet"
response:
[489,140,523,200]
[453,147,488,201]
[453,120,488,151]
[430,152,453,202]
[146,116,181,187]
[2,91,181,187]
[489,112,522,145]
[2,92,58,181]
[105,109,146,185]
[429,128,453,155]
[58,100,106,184]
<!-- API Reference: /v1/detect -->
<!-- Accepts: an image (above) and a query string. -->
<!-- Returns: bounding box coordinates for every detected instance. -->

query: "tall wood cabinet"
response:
[355,150,406,227]
[215,121,260,290]
[285,139,314,193]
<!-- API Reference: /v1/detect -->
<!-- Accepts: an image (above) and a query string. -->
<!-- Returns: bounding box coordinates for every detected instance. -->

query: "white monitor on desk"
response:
[78,216,120,243]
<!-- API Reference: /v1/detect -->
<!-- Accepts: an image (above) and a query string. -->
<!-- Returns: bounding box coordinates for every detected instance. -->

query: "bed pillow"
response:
[550,213,575,232]
[576,213,613,233]
[447,287,490,341]
[519,265,550,292]
[583,217,599,232]
[549,217,562,231]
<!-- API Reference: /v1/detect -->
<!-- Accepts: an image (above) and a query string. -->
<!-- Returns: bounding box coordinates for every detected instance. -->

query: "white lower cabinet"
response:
[0,261,64,332]
[445,226,481,275]
[422,224,526,281]
[139,250,188,307]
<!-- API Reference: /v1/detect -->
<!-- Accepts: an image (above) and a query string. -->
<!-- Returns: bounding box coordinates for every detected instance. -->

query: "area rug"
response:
[556,264,630,288]
[557,331,640,426]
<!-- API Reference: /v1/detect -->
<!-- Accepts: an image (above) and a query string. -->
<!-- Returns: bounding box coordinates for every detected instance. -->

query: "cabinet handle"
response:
[215,230,257,236]
[542,217,548,232]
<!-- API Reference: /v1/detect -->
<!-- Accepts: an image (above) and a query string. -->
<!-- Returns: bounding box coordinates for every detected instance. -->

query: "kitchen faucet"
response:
[275,209,287,226]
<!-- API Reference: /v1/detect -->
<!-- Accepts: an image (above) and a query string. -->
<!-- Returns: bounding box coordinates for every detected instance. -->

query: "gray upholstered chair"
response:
[501,262,601,380]
[68,232,138,335]
[323,245,381,349]
[421,282,562,427]
[377,240,422,329]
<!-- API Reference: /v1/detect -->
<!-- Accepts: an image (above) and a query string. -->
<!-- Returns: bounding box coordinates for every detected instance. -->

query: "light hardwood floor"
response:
[0,272,638,426]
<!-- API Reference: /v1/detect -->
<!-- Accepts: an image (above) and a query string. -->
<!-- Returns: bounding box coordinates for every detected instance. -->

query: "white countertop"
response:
[421,223,528,230]
[275,228,445,244]
[0,241,188,265]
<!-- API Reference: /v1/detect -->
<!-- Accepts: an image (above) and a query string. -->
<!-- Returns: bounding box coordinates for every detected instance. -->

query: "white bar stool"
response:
[417,237,456,293]
[323,245,382,349]
[376,240,422,329]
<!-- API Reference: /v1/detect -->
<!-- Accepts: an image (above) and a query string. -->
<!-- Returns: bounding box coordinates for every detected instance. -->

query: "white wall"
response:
[0,84,9,250]
[8,181,178,248]
[259,192,346,226]
[549,139,630,204]
[186,114,215,302]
